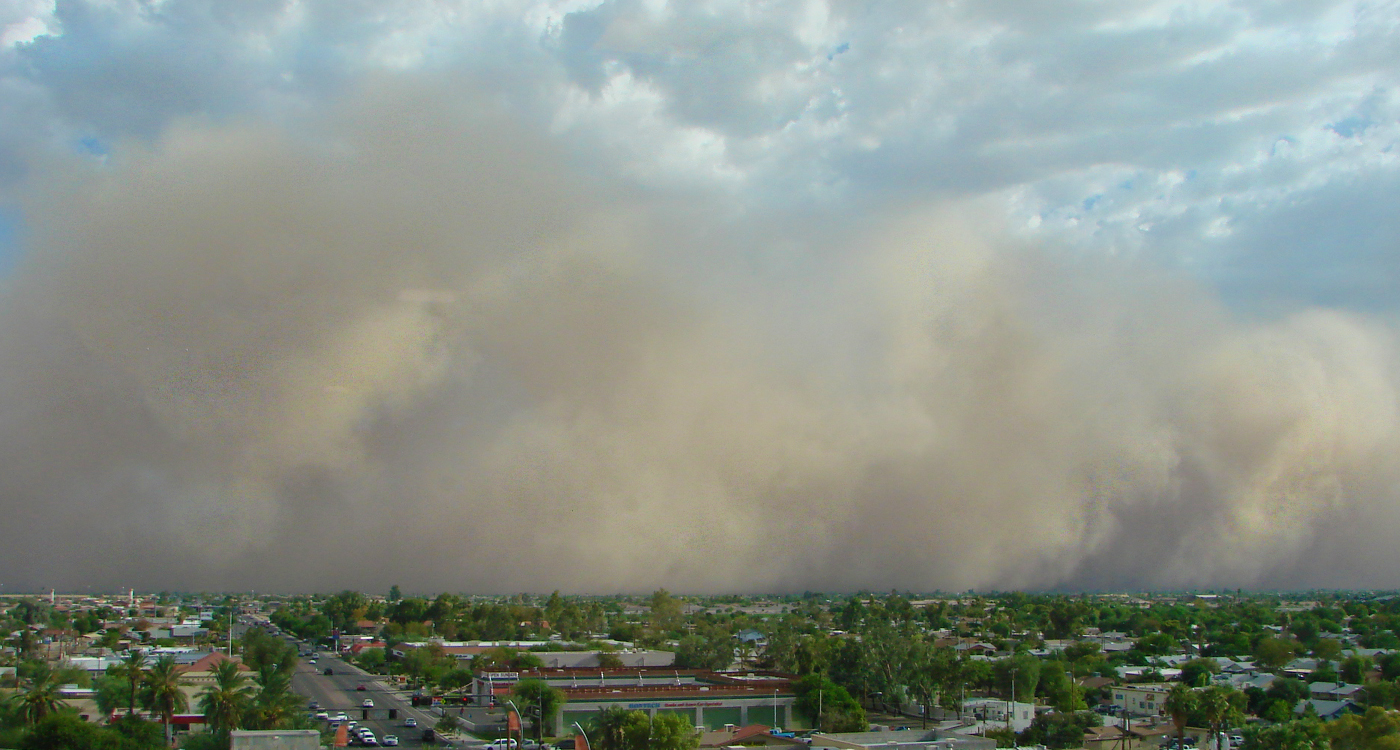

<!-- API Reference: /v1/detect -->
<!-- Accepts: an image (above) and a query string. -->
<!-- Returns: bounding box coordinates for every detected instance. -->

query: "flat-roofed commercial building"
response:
[476,668,799,734]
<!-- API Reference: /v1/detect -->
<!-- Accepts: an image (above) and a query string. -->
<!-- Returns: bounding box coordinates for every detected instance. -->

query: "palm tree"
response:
[1200,685,1243,750]
[1164,683,1197,750]
[247,666,301,730]
[198,659,253,737]
[143,655,188,746]
[112,649,148,716]
[11,672,66,725]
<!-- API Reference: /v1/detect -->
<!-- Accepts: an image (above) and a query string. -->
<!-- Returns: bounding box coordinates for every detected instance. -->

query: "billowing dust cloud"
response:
[3,80,1399,594]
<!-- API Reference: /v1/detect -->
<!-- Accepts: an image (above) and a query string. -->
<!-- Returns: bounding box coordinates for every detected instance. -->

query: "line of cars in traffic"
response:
[309,703,419,747]
[309,711,403,746]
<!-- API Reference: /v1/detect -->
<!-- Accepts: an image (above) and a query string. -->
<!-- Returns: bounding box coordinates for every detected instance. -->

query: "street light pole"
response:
[506,699,522,749]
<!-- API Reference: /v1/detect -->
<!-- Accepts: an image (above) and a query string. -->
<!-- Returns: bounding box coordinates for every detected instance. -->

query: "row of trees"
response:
[582,706,699,750]
[2,625,309,750]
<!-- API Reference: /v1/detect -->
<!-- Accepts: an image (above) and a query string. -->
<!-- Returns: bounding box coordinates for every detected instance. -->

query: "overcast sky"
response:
[1,0,1399,594]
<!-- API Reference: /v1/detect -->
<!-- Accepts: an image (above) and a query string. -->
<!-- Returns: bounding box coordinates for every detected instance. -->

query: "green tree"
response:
[245,667,301,730]
[1242,718,1327,750]
[1311,638,1343,663]
[1180,658,1220,688]
[239,628,296,675]
[510,679,566,742]
[356,647,386,672]
[141,655,188,746]
[108,714,163,749]
[650,713,701,750]
[620,711,652,750]
[1200,685,1244,750]
[1327,706,1400,750]
[17,712,153,750]
[1380,652,1400,681]
[112,651,148,717]
[1255,637,1298,671]
[1340,655,1374,685]
[11,672,66,725]
[993,653,1040,702]
[674,633,732,671]
[649,589,683,635]
[905,642,946,728]
[1164,683,1198,750]
[92,674,128,718]
[792,673,866,733]
[590,706,632,750]
[197,660,253,738]
[1016,711,1100,750]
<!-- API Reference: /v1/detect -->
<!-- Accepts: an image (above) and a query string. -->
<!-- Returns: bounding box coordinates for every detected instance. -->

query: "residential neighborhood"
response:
[7,590,1400,749]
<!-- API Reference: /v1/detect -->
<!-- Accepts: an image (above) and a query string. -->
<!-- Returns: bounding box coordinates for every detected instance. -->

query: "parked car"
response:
[488,739,518,749]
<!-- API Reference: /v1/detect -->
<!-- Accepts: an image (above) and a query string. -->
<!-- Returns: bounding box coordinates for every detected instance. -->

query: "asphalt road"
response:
[286,644,462,748]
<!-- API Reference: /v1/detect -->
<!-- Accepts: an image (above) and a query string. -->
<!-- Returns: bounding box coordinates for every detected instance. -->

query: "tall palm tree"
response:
[143,655,188,746]
[1164,683,1197,750]
[112,649,148,716]
[11,672,66,725]
[1200,685,1243,750]
[198,659,253,737]
[247,666,301,730]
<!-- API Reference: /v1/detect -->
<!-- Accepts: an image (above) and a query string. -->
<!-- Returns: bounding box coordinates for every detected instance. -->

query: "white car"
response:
[403,718,417,728]
[489,740,519,749]
[334,712,351,722]
[382,736,399,747]
[361,698,375,708]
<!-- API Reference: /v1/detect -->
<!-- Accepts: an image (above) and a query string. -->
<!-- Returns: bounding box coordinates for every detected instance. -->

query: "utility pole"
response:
[1007,665,1018,733]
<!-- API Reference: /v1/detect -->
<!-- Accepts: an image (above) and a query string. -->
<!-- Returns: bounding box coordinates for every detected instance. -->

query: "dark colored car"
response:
[357,684,367,691]
[422,729,436,743]
[324,668,334,675]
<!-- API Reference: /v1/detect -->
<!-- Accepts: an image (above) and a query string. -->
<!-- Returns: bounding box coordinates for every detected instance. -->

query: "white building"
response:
[1110,684,1171,717]
[960,699,1035,732]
